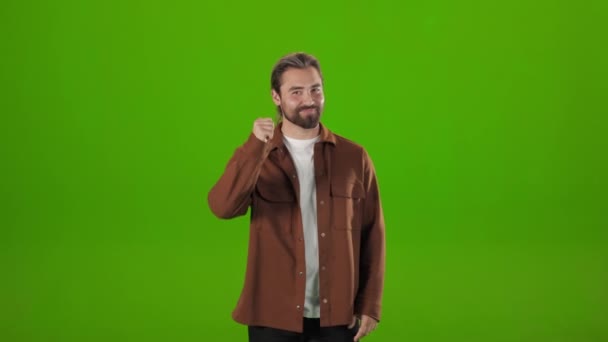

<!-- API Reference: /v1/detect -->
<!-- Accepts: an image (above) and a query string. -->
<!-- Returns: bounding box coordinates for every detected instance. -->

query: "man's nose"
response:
[303,90,315,105]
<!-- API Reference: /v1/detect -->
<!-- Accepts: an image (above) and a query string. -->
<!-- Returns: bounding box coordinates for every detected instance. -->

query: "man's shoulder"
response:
[330,131,366,153]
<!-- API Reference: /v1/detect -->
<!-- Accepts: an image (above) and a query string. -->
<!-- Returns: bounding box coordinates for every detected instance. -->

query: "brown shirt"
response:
[208,122,386,333]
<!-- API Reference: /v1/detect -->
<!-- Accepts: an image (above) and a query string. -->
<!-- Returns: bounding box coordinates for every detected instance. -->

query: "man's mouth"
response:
[300,107,317,114]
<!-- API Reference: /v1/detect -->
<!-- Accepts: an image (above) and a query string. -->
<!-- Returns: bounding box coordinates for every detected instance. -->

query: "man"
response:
[208,52,385,342]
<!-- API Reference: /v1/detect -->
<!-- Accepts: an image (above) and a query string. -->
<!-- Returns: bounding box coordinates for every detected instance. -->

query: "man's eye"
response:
[293,91,301,95]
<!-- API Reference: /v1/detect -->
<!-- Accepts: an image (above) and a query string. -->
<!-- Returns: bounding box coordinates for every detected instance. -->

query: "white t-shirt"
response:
[283,134,321,318]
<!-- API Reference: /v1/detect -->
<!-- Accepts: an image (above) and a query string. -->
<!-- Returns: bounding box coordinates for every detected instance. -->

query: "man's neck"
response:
[281,119,320,140]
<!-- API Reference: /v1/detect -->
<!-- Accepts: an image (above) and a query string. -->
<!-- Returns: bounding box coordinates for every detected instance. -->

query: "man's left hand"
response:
[349,314,378,341]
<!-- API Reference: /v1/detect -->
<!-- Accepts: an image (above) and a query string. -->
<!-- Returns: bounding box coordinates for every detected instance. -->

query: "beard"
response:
[281,104,323,129]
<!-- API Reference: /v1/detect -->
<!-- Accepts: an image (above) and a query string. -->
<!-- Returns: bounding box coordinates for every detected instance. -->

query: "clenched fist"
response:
[253,118,274,142]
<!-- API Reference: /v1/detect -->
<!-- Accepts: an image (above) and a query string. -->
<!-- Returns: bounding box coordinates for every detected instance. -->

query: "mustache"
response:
[298,105,319,112]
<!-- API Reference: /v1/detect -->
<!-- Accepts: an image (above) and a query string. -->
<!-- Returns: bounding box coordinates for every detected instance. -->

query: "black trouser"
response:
[248,318,359,342]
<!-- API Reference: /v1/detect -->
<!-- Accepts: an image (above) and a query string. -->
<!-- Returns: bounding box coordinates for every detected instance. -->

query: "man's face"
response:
[272,67,325,129]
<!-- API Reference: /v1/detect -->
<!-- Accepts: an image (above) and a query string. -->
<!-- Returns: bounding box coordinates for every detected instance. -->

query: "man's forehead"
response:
[281,67,322,86]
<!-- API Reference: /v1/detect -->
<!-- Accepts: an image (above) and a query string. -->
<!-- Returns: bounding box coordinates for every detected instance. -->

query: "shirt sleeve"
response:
[354,149,386,322]
[207,133,272,219]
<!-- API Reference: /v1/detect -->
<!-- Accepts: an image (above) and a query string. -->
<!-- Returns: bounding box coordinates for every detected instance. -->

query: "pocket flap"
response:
[256,183,296,202]
[330,181,366,199]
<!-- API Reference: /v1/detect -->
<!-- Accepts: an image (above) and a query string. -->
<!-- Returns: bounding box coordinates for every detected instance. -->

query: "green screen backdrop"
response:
[1,0,607,341]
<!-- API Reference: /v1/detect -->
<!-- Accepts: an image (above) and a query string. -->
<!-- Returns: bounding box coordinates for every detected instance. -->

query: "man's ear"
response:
[271,89,281,106]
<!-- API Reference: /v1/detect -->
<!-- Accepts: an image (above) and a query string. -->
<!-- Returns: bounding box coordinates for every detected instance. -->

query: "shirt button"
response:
[322,298,328,304]
[292,174,297,179]
[320,200,325,205]
[299,271,304,276]
[321,266,326,271]
[320,232,326,238]
[296,305,301,310]
[298,237,303,242]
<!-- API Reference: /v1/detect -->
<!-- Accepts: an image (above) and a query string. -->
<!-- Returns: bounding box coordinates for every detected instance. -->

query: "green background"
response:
[2,0,607,341]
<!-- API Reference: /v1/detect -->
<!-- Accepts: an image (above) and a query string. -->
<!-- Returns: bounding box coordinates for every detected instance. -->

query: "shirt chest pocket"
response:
[254,177,296,232]
[330,180,366,230]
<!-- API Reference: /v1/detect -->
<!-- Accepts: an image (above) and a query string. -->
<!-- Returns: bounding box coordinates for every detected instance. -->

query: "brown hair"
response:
[270,52,324,119]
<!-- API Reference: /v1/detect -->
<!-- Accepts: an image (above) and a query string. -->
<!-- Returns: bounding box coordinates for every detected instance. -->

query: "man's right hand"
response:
[253,118,274,142]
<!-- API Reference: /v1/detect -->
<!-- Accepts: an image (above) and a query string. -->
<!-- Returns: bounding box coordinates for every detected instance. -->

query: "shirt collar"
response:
[269,121,336,151]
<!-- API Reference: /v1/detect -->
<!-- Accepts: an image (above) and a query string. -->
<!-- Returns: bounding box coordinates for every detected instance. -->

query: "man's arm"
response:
[207,119,274,219]
[354,149,386,322]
